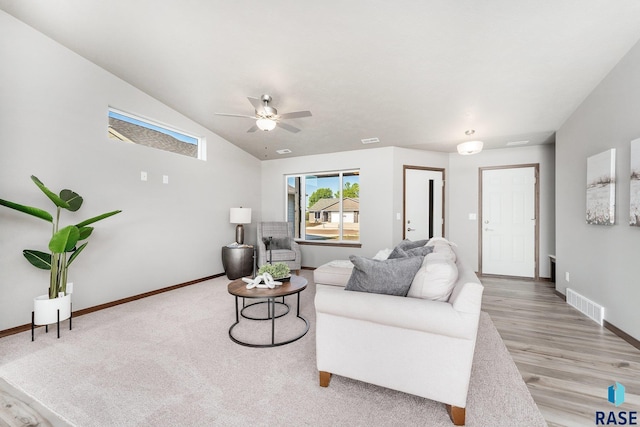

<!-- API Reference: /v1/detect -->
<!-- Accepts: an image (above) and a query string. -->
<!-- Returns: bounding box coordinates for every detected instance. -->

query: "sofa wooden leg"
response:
[446,405,465,426]
[319,371,332,387]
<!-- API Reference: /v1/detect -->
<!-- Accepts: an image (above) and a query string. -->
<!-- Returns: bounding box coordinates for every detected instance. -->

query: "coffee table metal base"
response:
[228,293,309,348]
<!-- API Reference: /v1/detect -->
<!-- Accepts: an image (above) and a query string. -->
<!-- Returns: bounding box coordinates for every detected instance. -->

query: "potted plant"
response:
[257,262,291,280]
[0,175,121,327]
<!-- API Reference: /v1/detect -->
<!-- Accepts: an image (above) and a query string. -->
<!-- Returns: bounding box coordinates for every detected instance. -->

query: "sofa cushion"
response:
[408,253,459,301]
[314,261,353,287]
[388,239,430,259]
[345,255,424,296]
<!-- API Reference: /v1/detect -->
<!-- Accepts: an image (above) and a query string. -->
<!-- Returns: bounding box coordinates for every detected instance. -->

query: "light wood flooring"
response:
[481,276,640,427]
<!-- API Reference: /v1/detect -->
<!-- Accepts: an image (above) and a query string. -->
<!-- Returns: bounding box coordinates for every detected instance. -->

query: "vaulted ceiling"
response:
[3,1,640,159]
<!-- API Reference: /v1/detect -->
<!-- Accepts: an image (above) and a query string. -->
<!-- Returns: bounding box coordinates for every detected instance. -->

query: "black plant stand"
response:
[31,303,72,342]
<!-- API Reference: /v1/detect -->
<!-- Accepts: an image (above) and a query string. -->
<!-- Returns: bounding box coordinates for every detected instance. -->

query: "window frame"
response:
[285,169,361,247]
[108,107,206,160]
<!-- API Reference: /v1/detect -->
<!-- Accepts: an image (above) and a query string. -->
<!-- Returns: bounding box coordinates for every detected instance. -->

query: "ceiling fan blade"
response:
[247,124,258,133]
[279,110,312,119]
[247,97,263,111]
[215,113,256,119]
[277,122,301,133]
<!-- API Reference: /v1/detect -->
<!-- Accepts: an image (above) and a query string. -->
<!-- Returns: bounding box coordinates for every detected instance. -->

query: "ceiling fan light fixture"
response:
[256,117,276,131]
[457,140,483,155]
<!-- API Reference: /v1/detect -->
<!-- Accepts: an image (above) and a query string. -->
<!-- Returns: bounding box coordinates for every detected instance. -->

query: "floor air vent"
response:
[566,288,604,325]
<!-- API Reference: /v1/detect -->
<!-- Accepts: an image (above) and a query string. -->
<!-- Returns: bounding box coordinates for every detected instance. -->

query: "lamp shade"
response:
[230,207,251,224]
[256,118,277,131]
[457,140,483,155]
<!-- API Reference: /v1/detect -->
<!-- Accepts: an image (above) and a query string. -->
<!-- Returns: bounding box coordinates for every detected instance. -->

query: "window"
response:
[108,108,205,160]
[286,170,360,243]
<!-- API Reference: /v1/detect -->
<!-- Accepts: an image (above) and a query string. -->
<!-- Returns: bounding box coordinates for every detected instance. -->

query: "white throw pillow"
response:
[431,243,457,262]
[408,253,458,301]
[426,237,457,247]
[372,248,392,260]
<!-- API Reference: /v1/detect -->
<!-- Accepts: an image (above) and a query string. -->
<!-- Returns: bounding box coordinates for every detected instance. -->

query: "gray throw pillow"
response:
[263,237,291,250]
[388,239,432,259]
[345,255,424,296]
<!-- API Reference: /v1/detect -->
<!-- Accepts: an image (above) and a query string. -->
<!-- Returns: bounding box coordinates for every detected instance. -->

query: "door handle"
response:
[407,227,415,232]
[484,228,494,232]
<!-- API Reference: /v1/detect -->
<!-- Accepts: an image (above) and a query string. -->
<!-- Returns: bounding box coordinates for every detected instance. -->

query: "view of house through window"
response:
[108,108,205,159]
[286,170,360,242]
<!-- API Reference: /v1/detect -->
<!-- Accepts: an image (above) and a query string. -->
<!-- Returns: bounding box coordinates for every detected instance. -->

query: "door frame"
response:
[478,163,540,279]
[403,165,446,240]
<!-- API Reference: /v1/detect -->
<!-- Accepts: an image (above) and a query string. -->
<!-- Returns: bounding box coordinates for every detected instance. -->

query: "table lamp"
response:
[230,207,251,244]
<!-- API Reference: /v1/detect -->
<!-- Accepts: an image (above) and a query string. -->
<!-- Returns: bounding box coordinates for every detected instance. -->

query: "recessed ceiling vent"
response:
[276,149,292,154]
[361,137,380,144]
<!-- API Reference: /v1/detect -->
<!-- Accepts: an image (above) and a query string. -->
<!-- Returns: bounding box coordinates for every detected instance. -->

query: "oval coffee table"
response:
[227,275,309,347]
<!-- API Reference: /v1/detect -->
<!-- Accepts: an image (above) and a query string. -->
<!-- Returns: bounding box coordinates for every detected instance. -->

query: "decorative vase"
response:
[33,293,71,326]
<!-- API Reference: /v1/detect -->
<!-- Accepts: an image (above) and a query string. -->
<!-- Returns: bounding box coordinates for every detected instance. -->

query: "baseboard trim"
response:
[604,320,640,351]
[0,274,224,339]
[554,289,566,300]
[552,288,640,351]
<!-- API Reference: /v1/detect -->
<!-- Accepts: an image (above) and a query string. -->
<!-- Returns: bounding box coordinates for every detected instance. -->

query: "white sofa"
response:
[314,243,484,426]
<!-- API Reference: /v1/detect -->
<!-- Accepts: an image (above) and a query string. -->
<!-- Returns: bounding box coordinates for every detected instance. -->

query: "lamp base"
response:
[235,224,245,245]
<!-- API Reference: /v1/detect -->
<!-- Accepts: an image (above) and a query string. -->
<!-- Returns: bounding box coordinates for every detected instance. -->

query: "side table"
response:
[222,245,254,280]
[227,275,309,347]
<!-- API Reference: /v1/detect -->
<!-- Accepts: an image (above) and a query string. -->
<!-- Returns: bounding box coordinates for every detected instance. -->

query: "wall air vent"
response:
[566,288,604,325]
[361,137,380,144]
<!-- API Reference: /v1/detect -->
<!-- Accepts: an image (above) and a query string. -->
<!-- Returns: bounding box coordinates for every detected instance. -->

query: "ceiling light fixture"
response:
[457,140,483,155]
[256,117,276,131]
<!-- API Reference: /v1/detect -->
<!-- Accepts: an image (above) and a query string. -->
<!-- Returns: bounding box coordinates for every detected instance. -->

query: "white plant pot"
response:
[33,293,71,326]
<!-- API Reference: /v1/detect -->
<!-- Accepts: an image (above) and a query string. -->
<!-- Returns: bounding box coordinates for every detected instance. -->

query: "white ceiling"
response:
[3,1,640,159]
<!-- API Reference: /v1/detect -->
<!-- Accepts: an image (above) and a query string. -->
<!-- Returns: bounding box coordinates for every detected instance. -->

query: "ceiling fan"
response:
[215,94,312,133]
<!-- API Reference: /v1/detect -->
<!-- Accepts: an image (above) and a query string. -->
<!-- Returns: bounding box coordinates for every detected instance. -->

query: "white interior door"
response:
[481,167,536,277]
[404,168,444,240]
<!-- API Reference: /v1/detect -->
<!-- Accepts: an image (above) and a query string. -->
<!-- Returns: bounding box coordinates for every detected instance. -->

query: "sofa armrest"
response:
[315,284,480,340]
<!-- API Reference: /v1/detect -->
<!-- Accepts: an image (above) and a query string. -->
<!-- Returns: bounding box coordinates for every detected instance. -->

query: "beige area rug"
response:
[0,271,546,426]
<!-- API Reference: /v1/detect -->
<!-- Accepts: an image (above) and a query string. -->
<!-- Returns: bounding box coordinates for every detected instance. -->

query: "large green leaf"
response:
[78,226,94,240]
[76,210,122,227]
[60,189,83,211]
[49,225,80,253]
[67,242,88,266]
[0,199,53,222]
[31,176,70,209]
[23,250,52,270]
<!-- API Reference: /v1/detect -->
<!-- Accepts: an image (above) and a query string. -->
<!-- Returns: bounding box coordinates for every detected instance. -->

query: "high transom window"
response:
[108,108,205,160]
[286,170,360,243]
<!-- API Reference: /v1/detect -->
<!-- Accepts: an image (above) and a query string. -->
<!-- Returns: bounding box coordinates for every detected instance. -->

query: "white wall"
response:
[0,11,261,330]
[260,146,450,267]
[556,39,640,340]
[448,145,556,277]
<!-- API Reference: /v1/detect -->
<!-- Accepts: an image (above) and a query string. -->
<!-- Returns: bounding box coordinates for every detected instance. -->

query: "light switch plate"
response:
[163,175,169,184]
[140,171,147,181]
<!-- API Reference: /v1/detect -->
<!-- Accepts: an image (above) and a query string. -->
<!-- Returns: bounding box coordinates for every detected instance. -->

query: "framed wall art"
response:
[631,139,640,226]
[586,148,616,225]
